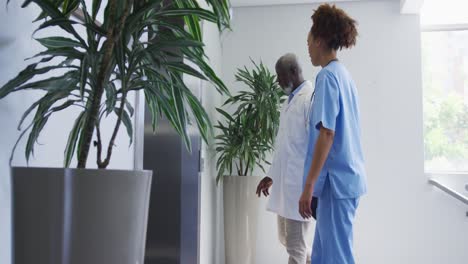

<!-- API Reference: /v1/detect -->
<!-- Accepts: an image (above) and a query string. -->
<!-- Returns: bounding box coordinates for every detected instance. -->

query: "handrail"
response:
[428,178,468,205]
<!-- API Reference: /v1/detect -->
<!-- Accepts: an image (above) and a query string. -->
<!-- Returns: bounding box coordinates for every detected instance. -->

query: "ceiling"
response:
[230,0,398,8]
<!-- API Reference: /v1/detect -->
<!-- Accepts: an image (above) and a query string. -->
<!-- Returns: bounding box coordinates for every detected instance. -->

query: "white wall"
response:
[0,3,134,263]
[221,1,468,263]
[198,18,226,264]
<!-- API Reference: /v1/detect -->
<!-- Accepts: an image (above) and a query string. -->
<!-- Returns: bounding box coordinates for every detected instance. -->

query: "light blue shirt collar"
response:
[288,81,307,103]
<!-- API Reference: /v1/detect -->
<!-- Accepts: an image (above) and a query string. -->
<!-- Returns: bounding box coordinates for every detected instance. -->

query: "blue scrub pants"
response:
[311,179,360,264]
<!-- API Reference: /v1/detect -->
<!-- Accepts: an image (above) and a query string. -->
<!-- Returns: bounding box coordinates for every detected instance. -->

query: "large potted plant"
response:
[215,60,284,264]
[1,1,230,264]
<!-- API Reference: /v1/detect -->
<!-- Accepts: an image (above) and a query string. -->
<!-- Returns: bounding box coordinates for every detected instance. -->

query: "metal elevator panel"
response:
[142,112,201,264]
[140,3,201,263]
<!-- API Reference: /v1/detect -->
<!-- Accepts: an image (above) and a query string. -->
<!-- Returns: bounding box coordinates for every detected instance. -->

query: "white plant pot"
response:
[223,175,261,264]
[11,167,152,264]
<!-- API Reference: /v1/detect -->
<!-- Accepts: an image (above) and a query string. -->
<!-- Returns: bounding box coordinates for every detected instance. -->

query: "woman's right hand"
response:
[256,177,273,197]
[299,187,314,219]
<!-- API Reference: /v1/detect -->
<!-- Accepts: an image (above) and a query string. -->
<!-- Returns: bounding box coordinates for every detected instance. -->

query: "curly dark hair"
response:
[311,4,358,50]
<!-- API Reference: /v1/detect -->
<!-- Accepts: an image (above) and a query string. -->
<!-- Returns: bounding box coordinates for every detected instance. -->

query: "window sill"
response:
[428,173,468,205]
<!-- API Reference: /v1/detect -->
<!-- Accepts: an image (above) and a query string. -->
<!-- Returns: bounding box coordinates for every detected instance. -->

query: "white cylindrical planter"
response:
[223,175,261,264]
[11,167,152,264]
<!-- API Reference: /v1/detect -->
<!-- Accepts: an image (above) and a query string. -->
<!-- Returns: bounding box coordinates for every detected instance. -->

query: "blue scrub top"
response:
[304,61,367,199]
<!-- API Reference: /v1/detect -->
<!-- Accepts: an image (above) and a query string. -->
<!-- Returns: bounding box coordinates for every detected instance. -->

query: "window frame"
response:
[422,23,468,32]
[421,23,468,175]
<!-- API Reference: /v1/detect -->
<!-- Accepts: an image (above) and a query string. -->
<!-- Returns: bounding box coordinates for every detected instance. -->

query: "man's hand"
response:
[299,185,314,219]
[256,177,273,197]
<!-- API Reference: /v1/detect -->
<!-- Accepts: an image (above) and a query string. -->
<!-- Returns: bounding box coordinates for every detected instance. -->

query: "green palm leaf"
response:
[3,0,231,169]
[216,60,282,182]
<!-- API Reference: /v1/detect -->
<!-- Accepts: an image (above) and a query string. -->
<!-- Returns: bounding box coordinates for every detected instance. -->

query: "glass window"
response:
[421,30,468,172]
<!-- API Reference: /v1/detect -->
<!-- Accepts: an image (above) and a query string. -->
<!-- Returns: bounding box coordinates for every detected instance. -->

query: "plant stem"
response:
[244,159,250,176]
[99,91,128,168]
[239,159,244,176]
[98,1,134,169]
[96,123,103,166]
[77,0,132,168]
[77,0,117,168]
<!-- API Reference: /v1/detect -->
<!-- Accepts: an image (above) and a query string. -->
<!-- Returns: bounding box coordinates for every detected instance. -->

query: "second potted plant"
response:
[216,60,284,264]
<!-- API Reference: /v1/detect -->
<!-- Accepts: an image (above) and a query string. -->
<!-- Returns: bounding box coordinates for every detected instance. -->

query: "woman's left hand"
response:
[299,188,314,219]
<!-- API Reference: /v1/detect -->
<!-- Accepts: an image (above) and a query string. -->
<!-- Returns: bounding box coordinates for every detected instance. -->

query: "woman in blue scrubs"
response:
[299,4,367,264]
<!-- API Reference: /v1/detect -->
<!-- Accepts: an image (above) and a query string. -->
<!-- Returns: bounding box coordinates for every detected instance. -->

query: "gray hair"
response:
[275,53,302,74]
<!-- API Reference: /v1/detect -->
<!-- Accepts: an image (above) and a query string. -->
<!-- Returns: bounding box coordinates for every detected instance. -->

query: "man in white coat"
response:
[256,53,314,264]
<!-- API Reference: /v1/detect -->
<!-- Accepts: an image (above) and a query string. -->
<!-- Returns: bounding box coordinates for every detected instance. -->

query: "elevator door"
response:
[143,75,202,264]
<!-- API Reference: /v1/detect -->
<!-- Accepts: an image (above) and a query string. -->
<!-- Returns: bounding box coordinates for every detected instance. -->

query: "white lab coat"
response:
[266,81,314,222]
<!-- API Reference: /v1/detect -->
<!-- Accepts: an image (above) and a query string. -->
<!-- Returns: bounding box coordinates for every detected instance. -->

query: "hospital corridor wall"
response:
[1,1,468,264]
[219,1,468,263]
